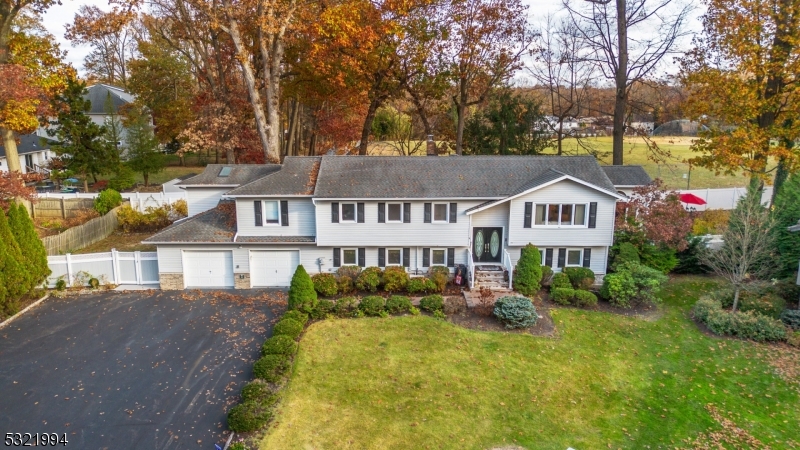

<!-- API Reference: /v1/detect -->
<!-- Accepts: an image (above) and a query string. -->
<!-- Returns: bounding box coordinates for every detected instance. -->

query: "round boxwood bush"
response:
[407,277,436,294]
[600,271,637,308]
[282,310,309,326]
[334,296,358,317]
[272,318,303,339]
[253,354,290,383]
[493,296,538,329]
[227,399,272,432]
[513,244,543,296]
[573,290,598,307]
[563,267,595,290]
[311,273,338,297]
[359,295,386,316]
[550,287,575,305]
[383,266,409,292]
[551,272,572,290]
[262,335,298,356]
[240,380,272,402]
[355,267,382,292]
[429,266,451,293]
[385,295,412,314]
[310,298,335,320]
[419,294,444,313]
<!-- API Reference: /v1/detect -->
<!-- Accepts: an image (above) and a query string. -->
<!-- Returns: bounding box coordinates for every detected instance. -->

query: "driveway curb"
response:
[0,293,50,330]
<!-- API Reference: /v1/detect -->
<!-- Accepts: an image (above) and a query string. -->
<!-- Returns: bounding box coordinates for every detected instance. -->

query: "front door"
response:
[472,227,502,263]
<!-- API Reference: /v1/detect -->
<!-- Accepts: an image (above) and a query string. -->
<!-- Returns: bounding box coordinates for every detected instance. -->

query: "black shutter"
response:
[583,248,591,268]
[331,202,339,223]
[358,248,366,267]
[557,248,566,268]
[378,203,385,223]
[545,248,553,267]
[254,201,262,227]
[523,202,532,228]
[449,203,457,223]
[422,248,430,267]
[333,248,341,267]
[357,202,365,223]
[402,248,410,268]
[280,200,289,226]
[403,203,411,223]
[424,203,432,223]
[447,248,455,267]
[588,202,597,228]
[378,248,385,267]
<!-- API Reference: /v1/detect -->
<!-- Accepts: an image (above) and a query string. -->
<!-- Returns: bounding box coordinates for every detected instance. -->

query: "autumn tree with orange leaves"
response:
[680,0,800,200]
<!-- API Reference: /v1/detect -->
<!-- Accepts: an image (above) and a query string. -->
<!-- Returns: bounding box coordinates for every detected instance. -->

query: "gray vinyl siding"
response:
[507,245,608,275]
[470,202,509,229]
[186,187,231,216]
[507,180,616,247]
[315,200,489,247]
[314,246,469,274]
[235,199,316,236]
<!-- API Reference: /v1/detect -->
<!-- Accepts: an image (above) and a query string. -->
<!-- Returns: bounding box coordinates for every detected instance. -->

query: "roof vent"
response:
[219,166,233,177]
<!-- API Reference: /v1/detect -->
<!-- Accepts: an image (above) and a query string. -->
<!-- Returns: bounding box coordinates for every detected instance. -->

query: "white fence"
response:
[47,250,160,287]
[38,191,187,212]
[677,187,773,211]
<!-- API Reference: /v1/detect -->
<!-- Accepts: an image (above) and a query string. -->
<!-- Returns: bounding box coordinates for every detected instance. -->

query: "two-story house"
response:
[144,155,650,290]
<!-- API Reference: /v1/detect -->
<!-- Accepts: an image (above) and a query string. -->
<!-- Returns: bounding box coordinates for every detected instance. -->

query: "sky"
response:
[40,0,704,78]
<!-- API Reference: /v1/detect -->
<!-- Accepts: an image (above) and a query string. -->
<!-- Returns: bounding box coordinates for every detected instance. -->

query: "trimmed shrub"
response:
[600,271,637,308]
[116,204,174,232]
[429,266,450,293]
[550,288,575,306]
[8,204,49,292]
[272,318,303,339]
[419,294,444,313]
[694,296,787,342]
[385,295,412,314]
[334,297,357,318]
[261,335,298,356]
[311,273,338,297]
[288,265,317,313]
[310,298,334,320]
[253,355,290,383]
[573,290,598,307]
[738,292,787,319]
[623,262,668,304]
[563,267,595,290]
[769,278,800,304]
[338,276,354,295]
[227,399,272,432]
[229,442,248,450]
[55,279,67,291]
[337,265,362,281]
[359,295,386,316]
[407,277,436,294]
[493,296,538,329]
[612,242,640,270]
[780,310,800,330]
[551,272,572,290]
[88,277,100,289]
[240,380,272,402]
[282,310,309,326]
[383,266,409,292]
[513,244,543,296]
[541,266,553,285]
[355,267,382,292]
[94,188,122,215]
[0,207,30,299]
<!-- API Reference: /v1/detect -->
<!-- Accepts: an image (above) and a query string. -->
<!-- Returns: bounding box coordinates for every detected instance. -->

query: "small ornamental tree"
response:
[0,207,29,298]
[288,265,317,312]
[8,203,49,290]
[514,244,543,295]
[616,180,693,252]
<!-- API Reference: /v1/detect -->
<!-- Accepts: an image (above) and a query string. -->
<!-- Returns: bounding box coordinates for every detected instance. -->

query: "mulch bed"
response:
[447,294,557,337]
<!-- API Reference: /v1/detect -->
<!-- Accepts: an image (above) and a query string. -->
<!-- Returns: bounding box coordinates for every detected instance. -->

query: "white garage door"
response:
[250,251,300,287]
[183,251,234,288]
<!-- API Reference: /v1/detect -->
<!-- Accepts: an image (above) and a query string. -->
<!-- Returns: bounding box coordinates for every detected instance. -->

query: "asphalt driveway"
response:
[0,289,286,449]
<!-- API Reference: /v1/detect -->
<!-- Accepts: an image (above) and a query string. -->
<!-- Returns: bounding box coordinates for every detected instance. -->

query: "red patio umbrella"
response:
[679,193,707,205]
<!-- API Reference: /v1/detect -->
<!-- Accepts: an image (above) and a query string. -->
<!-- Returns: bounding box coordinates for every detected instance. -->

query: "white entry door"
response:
[250,251,300,287]
[183,251,234,288]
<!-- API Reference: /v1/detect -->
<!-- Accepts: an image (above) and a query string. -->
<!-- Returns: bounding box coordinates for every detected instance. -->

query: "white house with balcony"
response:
[144,156,650,290]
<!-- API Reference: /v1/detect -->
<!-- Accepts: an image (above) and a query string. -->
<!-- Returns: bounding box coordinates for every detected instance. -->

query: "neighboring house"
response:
[83,84,134,146]
[0,132,57,175]
[176,164,281,216]
[161,172,198,193]
[145,156,653,290]
[601,165,653,197]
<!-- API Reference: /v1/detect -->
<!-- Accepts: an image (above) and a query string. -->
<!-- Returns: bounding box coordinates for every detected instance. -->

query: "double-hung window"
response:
[566,249,583,266]
[387,203,402,222]
[342,248,358,265]
[387,248,402,266]
[433,204,448,222]
[534,203,587,226]
[431,248,447,266]
[341,203,356,222]
[263,200,280,225]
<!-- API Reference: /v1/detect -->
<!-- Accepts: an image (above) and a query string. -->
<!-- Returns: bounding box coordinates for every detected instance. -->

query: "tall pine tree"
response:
[772,173,800,279]
[8,203,50,289]
[124,106,164,186]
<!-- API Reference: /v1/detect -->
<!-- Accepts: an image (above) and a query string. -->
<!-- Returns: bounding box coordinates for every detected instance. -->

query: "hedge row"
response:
[310,265,450,298]
[693,297,787,342]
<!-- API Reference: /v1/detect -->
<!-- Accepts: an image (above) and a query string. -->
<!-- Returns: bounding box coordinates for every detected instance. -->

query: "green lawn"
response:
[261,277,799,449]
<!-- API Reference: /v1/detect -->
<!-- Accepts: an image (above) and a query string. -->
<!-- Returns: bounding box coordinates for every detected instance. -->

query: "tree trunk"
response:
[732,286,741,312]
[1,128,21,172]
[557,122,563,155]
[144,173,149,187]
[309,132,316,156]
[285,97,299,160]
[358,97,382,156]
[612,0,628,165]
[83,177,89,193]
[225,15,276,163]
[260,32,284,162]
[408,88,433,137]
[226,148,235,164]
[454,80,468,156]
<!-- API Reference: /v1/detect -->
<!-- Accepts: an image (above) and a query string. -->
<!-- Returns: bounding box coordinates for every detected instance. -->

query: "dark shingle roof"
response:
[0,133,57,158]
[235,236,316,243]
[83,84,134,115]
[177,164,281,187]
[226,157,321,196]
[601,165,652,187]
[143,202,235,243]
[314,155,618,198]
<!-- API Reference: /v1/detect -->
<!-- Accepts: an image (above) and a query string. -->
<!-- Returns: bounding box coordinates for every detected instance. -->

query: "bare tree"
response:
[563,0,692,165]
[528,15,595,155]
[699,188,778,312]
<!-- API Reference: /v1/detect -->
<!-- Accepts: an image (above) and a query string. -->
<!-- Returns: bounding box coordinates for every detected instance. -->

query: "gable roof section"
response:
[314,155,619,198]
[0,133,57,158]
[83,84,134,115]
[177,164,281,187]
[144,201,236,243]
[601,165,652,187]
[226,157,322,196]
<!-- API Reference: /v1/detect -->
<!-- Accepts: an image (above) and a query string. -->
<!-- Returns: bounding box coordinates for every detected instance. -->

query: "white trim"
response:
[226,194,313,198]
[386,202,403,223]
[340,202,357,223]
[533,203,588,228]
[565,248,583,267]
[315,197,505,201]
[262,200,282,226]
[430,248,447,266]
[178,184,239,188]
[386,248,403,266]
[465,174,625,215]
[341,248,358,266]
[432,203,449,223]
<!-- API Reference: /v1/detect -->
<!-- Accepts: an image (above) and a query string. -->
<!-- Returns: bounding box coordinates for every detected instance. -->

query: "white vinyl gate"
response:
[250,251,299,287]
[47,250,159,287]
